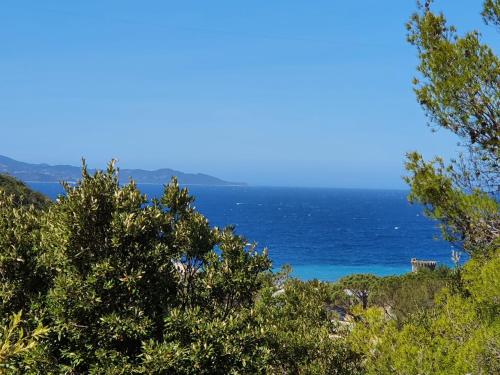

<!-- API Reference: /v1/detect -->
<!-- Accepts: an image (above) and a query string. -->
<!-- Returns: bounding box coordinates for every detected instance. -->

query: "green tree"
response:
[407,0,499,165]
[347,2,500,373]
[370,267,452,324]
[257,278,362,375]
[406,1,500,262]
[405,0,499,257]
[0,192,47,320]
[140,307,271,375]
[349,276,499,374]
[336,274,379,310]
[482,0,500,29]
[0,161,274,373]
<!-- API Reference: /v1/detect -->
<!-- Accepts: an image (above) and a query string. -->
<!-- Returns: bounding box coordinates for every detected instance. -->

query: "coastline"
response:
[279,264,410,282]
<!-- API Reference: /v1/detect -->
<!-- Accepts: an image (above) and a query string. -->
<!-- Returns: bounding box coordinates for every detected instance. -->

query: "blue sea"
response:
[29,183,456,281]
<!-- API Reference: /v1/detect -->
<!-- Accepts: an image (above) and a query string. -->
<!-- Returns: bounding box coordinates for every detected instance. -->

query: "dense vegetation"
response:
[349,1,499,373]
[0,174,50,209]
[0,1,498,374]
[0,166,361,374]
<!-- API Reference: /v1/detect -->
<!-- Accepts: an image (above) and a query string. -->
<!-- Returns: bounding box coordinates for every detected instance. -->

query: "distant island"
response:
[0,155,245,186]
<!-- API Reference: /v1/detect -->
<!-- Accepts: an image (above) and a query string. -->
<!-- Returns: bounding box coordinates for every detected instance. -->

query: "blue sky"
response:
[1,1,497,188]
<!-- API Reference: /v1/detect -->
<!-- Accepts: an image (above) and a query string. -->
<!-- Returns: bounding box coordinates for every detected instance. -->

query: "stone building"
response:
[411,258,437,272]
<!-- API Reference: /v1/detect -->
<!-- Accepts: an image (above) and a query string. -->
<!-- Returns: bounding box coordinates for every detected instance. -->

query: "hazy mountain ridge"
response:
[0,155,244,186]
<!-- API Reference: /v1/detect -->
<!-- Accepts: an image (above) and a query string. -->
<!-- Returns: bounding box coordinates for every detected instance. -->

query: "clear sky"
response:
[1,1,497,188]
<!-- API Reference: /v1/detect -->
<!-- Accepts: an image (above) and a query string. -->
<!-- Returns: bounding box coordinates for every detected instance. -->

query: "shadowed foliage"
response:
[0,174,50,209]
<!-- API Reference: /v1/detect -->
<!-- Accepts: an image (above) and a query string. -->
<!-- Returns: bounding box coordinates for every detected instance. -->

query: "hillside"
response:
[0,174,51,208]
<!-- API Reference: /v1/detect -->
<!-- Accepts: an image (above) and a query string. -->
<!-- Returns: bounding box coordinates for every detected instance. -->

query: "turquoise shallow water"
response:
[283,264,409,281]
[29,183,457,281]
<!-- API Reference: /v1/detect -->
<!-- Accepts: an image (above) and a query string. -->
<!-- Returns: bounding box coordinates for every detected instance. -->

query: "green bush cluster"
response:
[0,165,364,374]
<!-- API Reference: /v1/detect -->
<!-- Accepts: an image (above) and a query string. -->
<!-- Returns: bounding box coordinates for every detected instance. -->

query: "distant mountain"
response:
[0,155,244,186]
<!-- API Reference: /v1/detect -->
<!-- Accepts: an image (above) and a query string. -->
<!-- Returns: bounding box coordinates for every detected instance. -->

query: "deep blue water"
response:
[28,183,455,281]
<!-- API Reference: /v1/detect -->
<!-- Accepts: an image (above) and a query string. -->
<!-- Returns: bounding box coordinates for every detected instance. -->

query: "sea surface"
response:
[29,183,456,281]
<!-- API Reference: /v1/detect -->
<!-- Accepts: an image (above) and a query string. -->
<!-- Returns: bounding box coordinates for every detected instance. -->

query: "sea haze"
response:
[29,183,456,281]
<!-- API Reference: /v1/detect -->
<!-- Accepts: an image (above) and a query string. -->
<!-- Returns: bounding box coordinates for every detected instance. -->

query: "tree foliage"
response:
[405,152,499,256]
[370,267,452,324]
[256,278,362,375]
[349,264,499,375]
[335,274,379,310]
[351,1,500,373]
[0,164,277,373]
[482,0,500,28]
[405,0,500,256]
[0,311,48,372]
[0,166,365,374]
[408,0,499,155]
